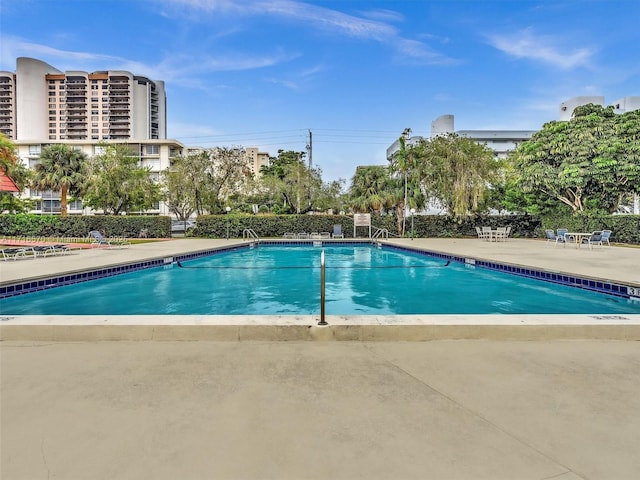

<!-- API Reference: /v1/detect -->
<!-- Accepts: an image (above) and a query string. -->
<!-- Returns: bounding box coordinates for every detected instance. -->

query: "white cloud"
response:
[358,8,405,24]
[486,28,594,69]
[160,0,457,65]
[0,33,297,87]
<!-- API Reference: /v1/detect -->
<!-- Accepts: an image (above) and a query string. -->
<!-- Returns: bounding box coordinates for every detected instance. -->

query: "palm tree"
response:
[348,166,392,213]
[32,144,87,216]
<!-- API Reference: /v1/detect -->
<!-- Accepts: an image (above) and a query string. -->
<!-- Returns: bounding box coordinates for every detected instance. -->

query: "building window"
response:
[29,145,41,155]
[94,145,106,155]
[49,104,56,108]
[92,129,99,133]
[145,144,159,155]
[49,85,56,90]
[68,199,83,210]
[49,123,56,127]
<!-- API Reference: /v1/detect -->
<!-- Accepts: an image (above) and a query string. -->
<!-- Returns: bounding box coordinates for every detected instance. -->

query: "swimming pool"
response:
[2,244,639,315]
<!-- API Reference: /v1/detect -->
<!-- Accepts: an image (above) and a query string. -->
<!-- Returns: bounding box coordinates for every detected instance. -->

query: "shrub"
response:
[0,214,171,239]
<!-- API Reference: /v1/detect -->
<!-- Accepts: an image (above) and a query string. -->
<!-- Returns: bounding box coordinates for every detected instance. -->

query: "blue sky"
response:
[1,0,638,183]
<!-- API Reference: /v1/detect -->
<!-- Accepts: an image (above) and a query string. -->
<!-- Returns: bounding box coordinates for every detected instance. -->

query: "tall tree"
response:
[512,105,640,214]
[413,133,498,216]
[348,165,394,214]
[82,144,160,215]
[31,144,87,216]
[204,146,251,213]
[259,150,313,213]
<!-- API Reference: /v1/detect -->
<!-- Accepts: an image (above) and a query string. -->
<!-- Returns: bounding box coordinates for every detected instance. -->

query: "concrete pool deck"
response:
[1,237,639,341]
[2,239,640,479]
[2,339,640,479]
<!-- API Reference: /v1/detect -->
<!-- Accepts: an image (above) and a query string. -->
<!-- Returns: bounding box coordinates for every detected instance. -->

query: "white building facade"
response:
[2,57,182,215]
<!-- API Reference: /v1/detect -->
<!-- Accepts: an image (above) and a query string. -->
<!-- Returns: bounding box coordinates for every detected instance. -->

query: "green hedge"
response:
[4,213,635,243]
[195,213,543,239]
[0,214,171,238]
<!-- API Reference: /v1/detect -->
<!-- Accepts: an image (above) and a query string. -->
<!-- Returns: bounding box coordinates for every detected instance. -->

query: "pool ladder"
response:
[372,228,389,240]
[242,228,259,242]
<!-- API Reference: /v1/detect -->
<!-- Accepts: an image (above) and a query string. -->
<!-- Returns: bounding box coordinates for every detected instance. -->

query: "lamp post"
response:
[410,208,416,240]
[225,206,231,239]
[400,128,411,237]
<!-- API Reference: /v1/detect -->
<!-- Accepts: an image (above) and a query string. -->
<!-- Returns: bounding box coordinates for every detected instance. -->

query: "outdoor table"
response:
[565,232,591,248]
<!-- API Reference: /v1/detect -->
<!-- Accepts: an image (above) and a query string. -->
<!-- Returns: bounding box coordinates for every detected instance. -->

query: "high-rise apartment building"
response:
[1,57,181,215]
[0,57,166,141]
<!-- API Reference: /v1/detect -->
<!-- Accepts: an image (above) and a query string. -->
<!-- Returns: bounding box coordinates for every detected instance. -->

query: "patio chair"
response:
[545,229,567,247]
[582,231,604,249]
[482,226,493,241]
[332,224,344,239]
[494,227,508,242]
[600,230,612,246]
[88,230,130,248]
[282,232,296,239]
[475,227,486,240]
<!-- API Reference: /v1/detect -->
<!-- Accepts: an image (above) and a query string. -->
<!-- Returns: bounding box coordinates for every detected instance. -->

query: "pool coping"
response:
[1,238,639,341]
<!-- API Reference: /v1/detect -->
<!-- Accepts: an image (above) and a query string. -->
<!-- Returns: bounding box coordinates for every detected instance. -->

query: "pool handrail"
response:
[243,228,259,241]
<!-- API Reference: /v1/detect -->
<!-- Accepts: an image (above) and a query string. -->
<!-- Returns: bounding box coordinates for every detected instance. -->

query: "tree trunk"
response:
[60,186,68,216]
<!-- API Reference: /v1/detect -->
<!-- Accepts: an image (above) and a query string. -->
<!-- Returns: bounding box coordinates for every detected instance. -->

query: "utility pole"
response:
[307,129,312,170]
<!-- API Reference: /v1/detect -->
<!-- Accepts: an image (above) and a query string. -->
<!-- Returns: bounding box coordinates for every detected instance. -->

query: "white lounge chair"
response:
[88,230,130,248]
[1,247,29,261]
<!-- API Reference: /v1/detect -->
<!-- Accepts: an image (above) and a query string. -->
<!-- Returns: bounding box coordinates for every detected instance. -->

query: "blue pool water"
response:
[2,245,639,315]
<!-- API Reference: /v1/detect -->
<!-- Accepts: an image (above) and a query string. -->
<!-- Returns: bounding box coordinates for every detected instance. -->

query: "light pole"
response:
[401,128,411,237]
[410,208,416,240]
[225,206,231,239]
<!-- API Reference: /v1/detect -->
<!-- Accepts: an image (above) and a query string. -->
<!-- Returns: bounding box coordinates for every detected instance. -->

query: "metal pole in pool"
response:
[318,249,327,325]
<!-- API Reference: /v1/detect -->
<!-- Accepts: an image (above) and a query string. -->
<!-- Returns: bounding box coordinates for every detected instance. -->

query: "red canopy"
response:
[0,170,20,192]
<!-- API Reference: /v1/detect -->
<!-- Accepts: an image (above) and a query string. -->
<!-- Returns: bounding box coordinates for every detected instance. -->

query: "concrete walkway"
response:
[2,339,640,479]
